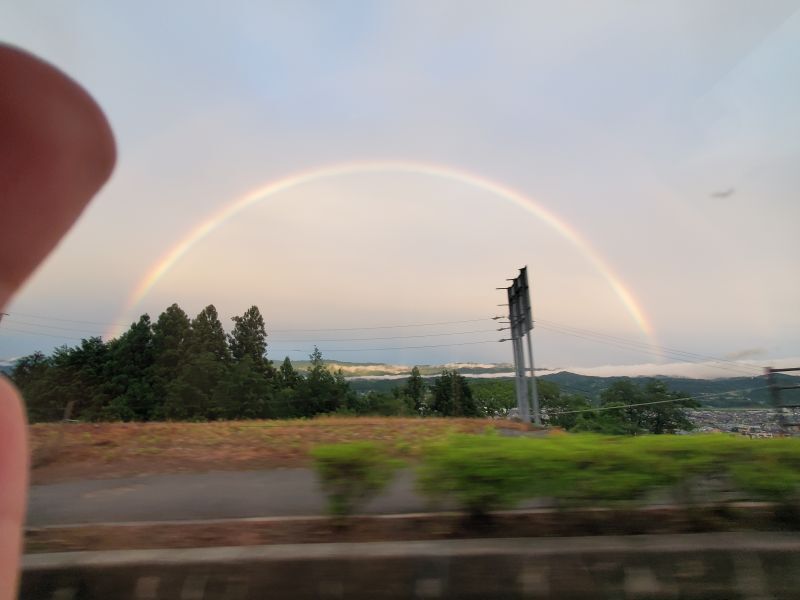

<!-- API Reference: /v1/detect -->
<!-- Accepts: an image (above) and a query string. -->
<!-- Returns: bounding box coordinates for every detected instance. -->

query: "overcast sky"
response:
[1,1,798,376]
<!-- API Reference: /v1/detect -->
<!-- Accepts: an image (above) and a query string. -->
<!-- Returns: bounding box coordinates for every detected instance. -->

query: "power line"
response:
[0,326,86,341]
[272,339,502,353]
[536,321,760,377]
[5,311,127,327]
[0,319,499,346]
[538,318,763,373]
[2,318,106,335]
[549,386,769,415]
[270,318,493,333]
[270,328,499,343]
[7,311,493,333]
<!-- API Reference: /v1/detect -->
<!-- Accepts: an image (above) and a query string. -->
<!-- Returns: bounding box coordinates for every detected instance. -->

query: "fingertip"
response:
[0,44,116,307]
[0,44,117,186]
[0,377,28,600]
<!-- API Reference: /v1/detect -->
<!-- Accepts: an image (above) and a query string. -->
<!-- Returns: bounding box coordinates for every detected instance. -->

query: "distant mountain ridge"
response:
[346,368,797,408]
[540,371,781,408]
[291,360,514,377]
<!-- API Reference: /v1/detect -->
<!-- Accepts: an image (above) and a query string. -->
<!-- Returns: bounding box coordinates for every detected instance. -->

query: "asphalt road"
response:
[26,469,432,527]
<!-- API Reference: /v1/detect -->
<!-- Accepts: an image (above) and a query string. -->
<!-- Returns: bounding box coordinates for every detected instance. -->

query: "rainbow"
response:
[112,160,656,345]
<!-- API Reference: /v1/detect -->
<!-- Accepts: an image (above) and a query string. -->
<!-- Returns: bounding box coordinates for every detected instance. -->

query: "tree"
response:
[536,379,593,430]
[277,357,301,388]
[151,304,192,368]
[229,306,270,371]
[636,380,698,434]
[572,379,698,435]
[163,351,226,420]
[212,356,272,419]
[160,304,233,420]
[105,314,155,420]
[430,369,480,417]
[403,366,426,414]
[296,347,350,416]
[572,401,643,435]
[190,304,230,363]
[12,352,61,422]
[149,304,192,418]
[60,337,112,421]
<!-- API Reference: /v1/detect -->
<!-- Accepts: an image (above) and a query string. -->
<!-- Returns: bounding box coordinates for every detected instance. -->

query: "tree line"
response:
[11,303,486,422]
[10,302,698,432]
[471,378,699,434]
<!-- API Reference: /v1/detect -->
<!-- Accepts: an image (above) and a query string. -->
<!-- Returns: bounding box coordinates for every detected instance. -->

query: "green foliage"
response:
[468,378,583,423]
[277,357,301,388]
[14,303,356,423]
[430,369,480,417]
[190,305,230,363]
[312,442,401,516]
[469,379,515,417]
[417,434,540,515]
[343,390,411,416]
[403,366,426,414]
[542,393,592,430]
[297,347,351,416]
[211,356,273,419]
[572,380,698,435]
[727,439,800,502]
[11,351,61,421]
[417,433,800,515]
[228,305,270,372]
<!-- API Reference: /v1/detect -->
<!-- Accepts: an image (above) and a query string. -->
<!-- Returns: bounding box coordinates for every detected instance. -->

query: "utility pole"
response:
[525,329,541,426]
[766,366,800,434]
[499,267,540,425]
[508,283,530,423]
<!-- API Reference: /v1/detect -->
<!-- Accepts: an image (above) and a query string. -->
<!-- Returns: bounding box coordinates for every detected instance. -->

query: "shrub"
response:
[728,438,800,503]
[416,433,800,516]
[417,435,537,516]
[312,441,401,517]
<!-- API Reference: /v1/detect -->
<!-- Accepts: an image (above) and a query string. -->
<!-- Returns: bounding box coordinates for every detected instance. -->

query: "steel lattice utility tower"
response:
[766,366,800,434]
[500,267,541,425]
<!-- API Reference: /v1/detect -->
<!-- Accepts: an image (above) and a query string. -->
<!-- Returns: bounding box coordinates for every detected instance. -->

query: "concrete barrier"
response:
[21,532,800,599]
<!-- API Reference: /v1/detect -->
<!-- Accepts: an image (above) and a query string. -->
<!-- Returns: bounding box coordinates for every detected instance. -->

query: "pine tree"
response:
[105,314,155,420]
[430,369,480,417]
[149,304,192,417]
[161,304,232,420]
[403,366,426,414]
[12,352,62,422]
[277,357,301,388]
[229,305,271,373]
[297,346,348,416]
[191,304,230,363]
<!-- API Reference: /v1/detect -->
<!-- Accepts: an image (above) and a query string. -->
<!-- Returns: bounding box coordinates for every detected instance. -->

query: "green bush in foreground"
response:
[312,441,401,517]
[416,434,538,515]
[417,433,800,516]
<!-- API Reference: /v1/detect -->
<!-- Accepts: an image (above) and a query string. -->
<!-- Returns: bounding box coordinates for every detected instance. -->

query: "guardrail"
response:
[22,532,800,599]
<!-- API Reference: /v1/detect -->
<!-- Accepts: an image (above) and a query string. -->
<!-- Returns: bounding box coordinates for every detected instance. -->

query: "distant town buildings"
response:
[687,409,800,437]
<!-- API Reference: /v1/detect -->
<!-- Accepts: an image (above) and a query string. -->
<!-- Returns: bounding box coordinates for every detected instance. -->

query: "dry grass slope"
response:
[29,417,527,484]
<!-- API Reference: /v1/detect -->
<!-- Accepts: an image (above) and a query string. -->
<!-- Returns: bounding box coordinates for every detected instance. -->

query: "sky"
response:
[1,1,798,377]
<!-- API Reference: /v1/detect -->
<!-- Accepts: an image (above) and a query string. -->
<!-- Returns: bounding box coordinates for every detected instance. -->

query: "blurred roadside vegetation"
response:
[314,434,800,517]
[312,441,402,517]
